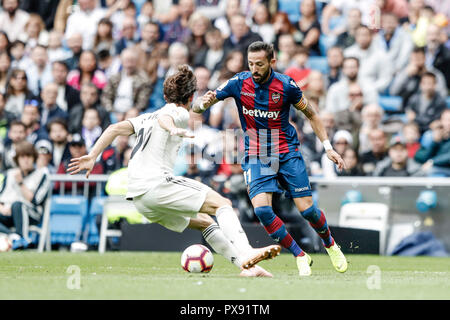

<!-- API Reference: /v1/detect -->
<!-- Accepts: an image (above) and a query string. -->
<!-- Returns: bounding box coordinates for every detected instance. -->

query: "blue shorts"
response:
[241,151,312,200]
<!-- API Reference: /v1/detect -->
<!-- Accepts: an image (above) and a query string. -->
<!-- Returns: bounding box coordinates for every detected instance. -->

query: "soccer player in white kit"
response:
[67,65,281,277]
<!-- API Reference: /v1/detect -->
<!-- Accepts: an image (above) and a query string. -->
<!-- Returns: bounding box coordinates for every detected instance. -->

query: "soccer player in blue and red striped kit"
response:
[193,41,348,276]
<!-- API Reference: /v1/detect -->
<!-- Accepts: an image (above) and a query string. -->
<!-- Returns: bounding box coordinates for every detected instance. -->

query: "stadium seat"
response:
[339,202,389,255]
[318,34,336,56]
[99,196,140,253]
[49,195,88,246]
[306,56,329,74]
[29,196,52,252]
[278,0,301,24]
[378,95,403,112]
[86,196,108,246]
[446,96,450,108]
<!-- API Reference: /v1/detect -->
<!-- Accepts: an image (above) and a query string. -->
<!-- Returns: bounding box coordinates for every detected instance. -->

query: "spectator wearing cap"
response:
[101,48,152,121]
[51,61,81,113]
[21,100,48,145]
[39,83,68,130]
[415,109,450,177]
[47,118,71,169]
[405,71,447,134]
[344,25,394,93]
[373,136,422,177]
[0,0,30,42]
[0,141,51,249]
[69,83,110,135]
[321,129,353,178]
[2,120,27,170]
[54,133,104,194]
[360,128,389,176]
[35,139,55,173]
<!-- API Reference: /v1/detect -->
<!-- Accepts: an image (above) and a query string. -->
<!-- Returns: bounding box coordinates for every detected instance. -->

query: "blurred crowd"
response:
[0,0,448,218]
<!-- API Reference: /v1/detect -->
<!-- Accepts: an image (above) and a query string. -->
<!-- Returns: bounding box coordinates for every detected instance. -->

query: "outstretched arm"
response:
[295,97,347,171]
[158,114,194,138]
[192,90,219,114]
[67,120,134,178]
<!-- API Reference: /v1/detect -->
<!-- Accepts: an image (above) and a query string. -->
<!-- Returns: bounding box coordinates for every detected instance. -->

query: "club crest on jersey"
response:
[271,92,281,103]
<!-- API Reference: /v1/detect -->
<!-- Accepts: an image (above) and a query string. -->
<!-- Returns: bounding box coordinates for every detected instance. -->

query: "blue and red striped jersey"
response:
[215,70,307,156]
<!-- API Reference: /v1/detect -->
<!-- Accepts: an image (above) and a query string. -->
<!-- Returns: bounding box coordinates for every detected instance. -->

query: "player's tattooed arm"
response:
[294,96,317,120]
[192,90,219,113]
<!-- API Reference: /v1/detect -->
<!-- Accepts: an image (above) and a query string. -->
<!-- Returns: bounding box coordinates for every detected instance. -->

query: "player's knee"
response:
[253,206,276,225]
[300,205,320,221]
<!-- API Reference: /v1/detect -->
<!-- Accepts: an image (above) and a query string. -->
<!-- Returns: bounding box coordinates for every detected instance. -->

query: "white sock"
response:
[202,223,243,268]
[216,206,253,255]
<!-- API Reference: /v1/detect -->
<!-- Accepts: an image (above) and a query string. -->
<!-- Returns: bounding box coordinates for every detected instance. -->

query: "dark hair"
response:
[163,65,196,105]
[52,60,69,71]
[247,41,274,61]
[343,56,360,67]
[422,71,437,82]
[47,117,68,133]
[13,141,38,165]
[412,46,426,54]
[9,119,26,131]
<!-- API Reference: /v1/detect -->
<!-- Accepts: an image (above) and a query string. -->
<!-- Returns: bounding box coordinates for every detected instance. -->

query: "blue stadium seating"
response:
[306,56,329,74]
[278,0,326,24]
[49,196,88,246]
[378,95,403,112]
[278,0,301,24]
[86,196,108,245]
[446,96,450,108]
[319,34,336,56]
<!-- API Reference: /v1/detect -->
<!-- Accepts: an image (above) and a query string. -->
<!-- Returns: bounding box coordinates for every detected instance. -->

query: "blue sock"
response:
[254,206,304,257]
[300,206,334,248]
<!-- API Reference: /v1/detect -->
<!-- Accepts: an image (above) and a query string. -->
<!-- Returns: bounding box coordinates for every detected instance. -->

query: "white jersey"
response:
[126,103,190,199]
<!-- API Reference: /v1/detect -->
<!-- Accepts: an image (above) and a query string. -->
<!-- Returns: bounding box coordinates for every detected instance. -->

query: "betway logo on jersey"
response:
[242,106,280,120]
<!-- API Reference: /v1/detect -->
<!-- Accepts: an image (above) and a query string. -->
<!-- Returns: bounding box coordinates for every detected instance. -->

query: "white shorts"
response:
[132,175,211,233]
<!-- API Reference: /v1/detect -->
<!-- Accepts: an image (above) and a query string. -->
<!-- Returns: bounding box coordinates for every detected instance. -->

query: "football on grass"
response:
[181,244,214,273]
[0,236,12,252]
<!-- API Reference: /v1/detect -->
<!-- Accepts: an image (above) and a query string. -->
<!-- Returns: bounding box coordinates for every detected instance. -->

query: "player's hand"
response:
[326,149,346,172]
[202,90,216,106]
[170,128,195,138]
[66,155,96,179]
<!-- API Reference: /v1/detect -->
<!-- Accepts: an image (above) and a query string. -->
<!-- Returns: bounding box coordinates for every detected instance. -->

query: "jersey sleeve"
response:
[215,74,240,101]
[158,104,189,127]
[287,77,308,110]
[127,113,149,134]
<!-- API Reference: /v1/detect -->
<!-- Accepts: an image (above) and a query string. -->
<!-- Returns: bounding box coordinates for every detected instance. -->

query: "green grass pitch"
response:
[0,252,449,300]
